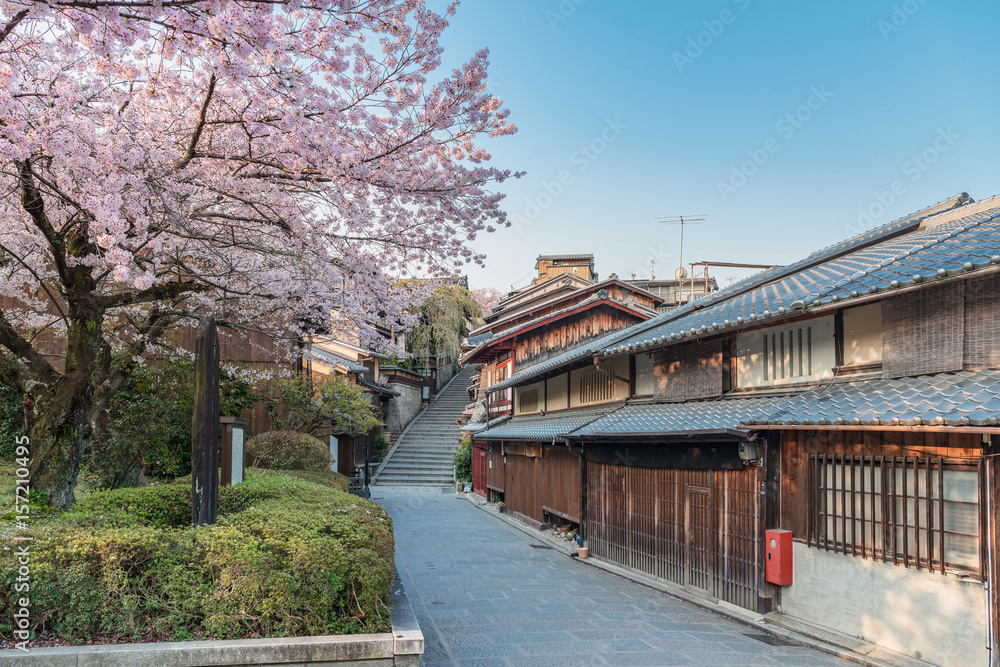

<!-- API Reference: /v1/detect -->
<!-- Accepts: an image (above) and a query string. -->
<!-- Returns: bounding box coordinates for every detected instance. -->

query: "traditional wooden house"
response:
[460,258,662,505]
[478,193,1000,667]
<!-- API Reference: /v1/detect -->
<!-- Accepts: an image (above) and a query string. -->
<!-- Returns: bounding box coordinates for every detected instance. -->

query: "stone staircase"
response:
[374,369,474,486]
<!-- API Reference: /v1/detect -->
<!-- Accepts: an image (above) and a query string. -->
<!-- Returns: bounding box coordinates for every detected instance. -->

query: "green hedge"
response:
[453,437,471,483]
[246,431,331,473]
[0,470,392,643]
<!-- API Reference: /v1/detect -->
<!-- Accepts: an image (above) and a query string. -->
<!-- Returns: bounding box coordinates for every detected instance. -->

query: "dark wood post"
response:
[984,434,1000,667]
[192,317,220,526]
[579,447,588,544]
[757,432,781,614]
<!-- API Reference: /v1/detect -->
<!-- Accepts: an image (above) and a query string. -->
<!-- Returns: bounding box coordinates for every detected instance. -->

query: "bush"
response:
[246,431,331,472]
[0,383,27,459]
[453,437,472,483]
[0,469,393,644]
[371,435,388,463]
[89,361,260,486]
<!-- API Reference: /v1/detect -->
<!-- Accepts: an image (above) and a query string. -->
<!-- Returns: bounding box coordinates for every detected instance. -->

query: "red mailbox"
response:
[765,529,793,586]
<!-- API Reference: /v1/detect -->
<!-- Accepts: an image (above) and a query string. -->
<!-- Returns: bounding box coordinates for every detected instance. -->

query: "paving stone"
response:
[377,486,854,667]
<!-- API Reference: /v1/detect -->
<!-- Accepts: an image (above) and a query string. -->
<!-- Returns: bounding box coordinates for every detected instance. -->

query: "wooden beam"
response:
[191,317,220,526]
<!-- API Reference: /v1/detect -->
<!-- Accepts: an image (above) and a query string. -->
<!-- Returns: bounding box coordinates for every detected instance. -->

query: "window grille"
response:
[578,370,615,404]
[806,454,980,576]
[519,388,539,413]
[763,326,812,381]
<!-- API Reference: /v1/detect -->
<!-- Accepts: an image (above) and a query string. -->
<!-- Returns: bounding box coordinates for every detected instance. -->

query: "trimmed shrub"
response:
[246,431,331,472]
[453,437,472,483]
[371,435,388,463]
[0,469,393,644]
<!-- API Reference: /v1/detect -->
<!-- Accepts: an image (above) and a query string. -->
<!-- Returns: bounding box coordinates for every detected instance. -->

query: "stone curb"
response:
[461,491,927,667]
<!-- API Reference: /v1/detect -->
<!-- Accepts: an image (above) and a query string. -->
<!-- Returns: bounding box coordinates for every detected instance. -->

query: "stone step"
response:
[376,473,454,482]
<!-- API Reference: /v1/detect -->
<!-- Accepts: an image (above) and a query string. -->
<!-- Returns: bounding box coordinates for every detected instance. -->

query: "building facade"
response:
[477,193,1000,667]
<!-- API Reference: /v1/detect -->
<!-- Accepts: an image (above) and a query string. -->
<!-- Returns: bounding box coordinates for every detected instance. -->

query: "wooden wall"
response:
[0,298,298,434]
[493,444,581,523]
[587,461,760,611]
[653,339,724,401]
[779,428,982,540]
[514,305,644,369]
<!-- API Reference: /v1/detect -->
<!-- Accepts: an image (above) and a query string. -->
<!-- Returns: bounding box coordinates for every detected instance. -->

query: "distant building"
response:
[533,254,597,284]
[623,275,719,312]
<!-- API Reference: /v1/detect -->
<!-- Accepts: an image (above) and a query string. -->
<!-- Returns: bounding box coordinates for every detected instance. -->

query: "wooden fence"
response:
[587,462,760,612]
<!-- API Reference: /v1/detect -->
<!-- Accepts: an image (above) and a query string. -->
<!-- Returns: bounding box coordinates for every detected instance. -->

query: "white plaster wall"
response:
[779,542,987,667]
[546,375,569,411]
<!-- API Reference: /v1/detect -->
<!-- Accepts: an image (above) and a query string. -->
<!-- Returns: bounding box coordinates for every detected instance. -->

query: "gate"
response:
[685,485,713,593]
[471,442,487,496]
[587,461,760,611]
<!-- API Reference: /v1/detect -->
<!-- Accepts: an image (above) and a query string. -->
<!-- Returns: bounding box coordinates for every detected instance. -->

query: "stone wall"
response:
[435,363,457,393]
[385,382,423,441]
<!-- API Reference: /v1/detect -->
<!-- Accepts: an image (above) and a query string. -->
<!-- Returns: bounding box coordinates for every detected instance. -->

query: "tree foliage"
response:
[408,285,481,370]
[0,0,518,506]
[266,374,381,437]
[91,361,260,487]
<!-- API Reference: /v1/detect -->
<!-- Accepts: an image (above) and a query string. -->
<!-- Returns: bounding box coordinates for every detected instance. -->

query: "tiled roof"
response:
[603,197,1000,356]
[537,254,595,261]
[358,377,400,396]
[462,291,657,364]
[489,193,976,391]
[745,370,1000,427]
[570,396,787,438]
[475,407,617,441]
[465,332,493,347]
[305,348,369,374]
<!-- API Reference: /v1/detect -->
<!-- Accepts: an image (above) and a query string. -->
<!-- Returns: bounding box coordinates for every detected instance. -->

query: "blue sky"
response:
[433,0,1000,291]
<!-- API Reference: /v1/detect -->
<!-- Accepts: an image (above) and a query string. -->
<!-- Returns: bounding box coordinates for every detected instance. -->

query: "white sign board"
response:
[231,427,244,485]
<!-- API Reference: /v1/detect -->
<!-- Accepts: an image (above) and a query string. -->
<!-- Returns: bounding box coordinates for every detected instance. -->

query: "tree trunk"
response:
[26,376,96,509]
[26,305,106,509]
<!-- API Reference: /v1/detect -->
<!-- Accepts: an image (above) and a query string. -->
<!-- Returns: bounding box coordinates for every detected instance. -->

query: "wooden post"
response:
[220,416,248,486]
[984,434,1000,667]
[192,317,220,526]
[757,432,781,614]
[579,448,588,544]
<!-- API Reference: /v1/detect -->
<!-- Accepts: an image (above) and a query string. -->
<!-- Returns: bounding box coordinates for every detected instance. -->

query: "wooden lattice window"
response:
[518,388,539,413]
[806,454,981,576]
[578,370,614,404]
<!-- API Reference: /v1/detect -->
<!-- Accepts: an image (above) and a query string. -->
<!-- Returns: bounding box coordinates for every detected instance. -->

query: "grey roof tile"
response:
[568,396,787,438]
[305,348,369,374]
[475,407,617,441]
[746,370,1000,427]
[487,194,982,394]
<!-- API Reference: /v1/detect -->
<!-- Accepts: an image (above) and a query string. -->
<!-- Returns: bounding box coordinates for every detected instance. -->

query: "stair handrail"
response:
[373,369,470,481]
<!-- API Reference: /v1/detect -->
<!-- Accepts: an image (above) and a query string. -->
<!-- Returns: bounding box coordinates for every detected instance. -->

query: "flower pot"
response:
[577,546,589,559]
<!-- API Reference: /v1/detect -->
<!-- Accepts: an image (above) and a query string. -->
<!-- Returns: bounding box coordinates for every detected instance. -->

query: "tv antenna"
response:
[655,215,707,283]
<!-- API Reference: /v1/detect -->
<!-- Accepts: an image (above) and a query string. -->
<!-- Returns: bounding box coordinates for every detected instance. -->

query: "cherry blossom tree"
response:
[0,0,519,507]
[471,286,504,320]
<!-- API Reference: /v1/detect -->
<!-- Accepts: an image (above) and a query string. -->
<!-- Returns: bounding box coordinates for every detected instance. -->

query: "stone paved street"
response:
[375,487,854,667]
